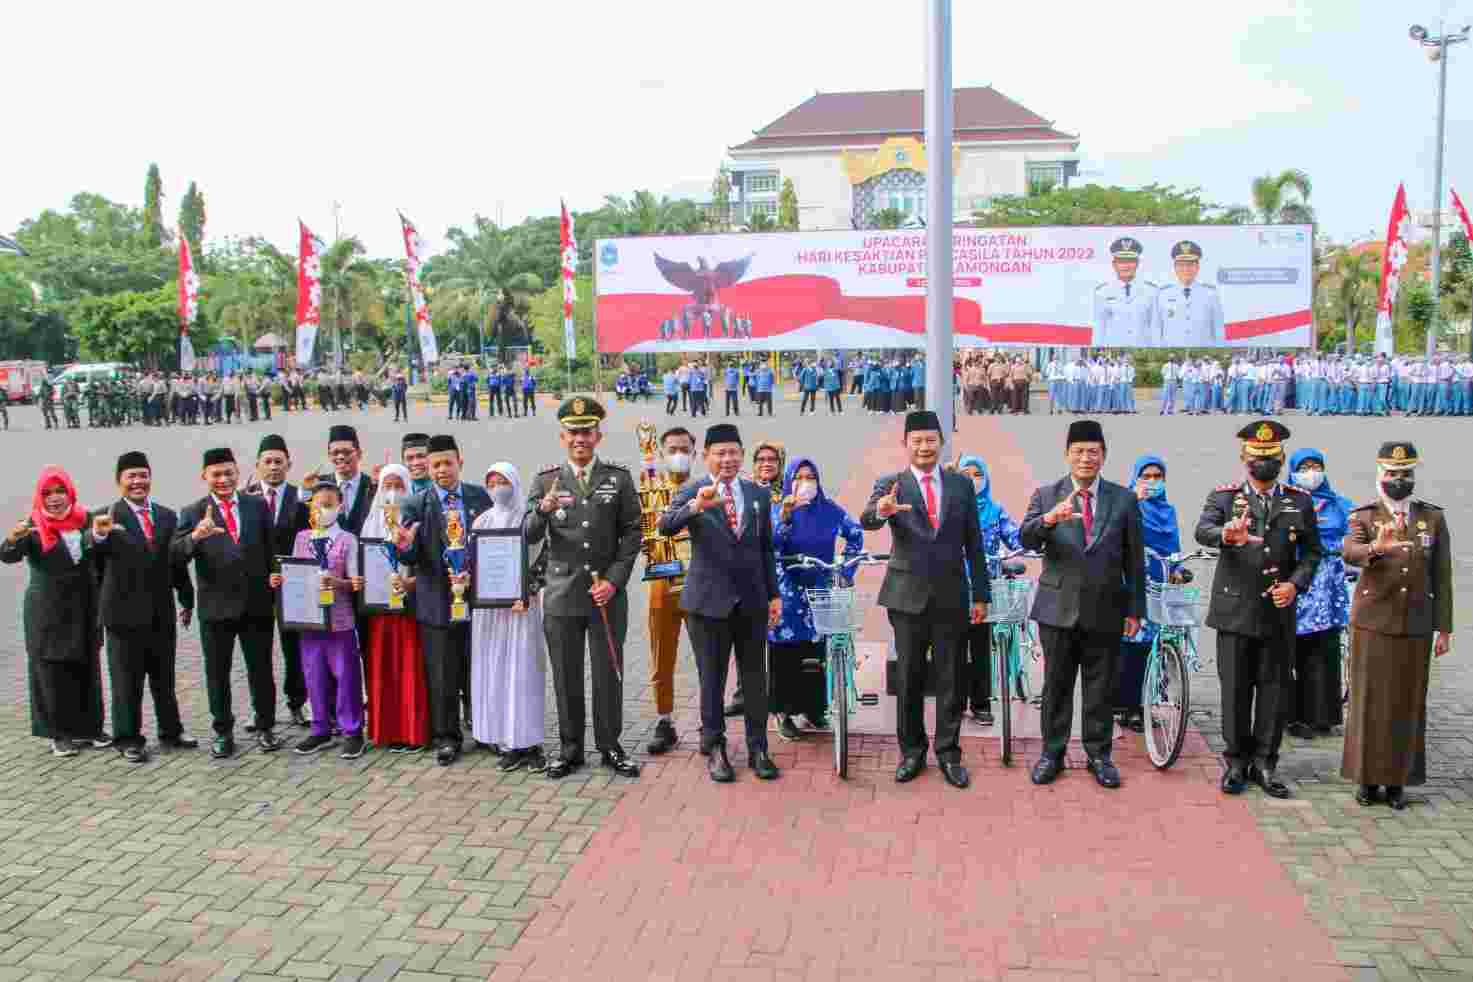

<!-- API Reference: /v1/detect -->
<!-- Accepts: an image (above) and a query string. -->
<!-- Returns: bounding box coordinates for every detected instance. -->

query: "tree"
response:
[428,217,545,357]
[778,178,799,230]
[317,237,392,366]
[1440,229,1473,335]
[744,211,778,233]
[1250,169,1314,224]
[142,164,165,248]
[72,285,218,368]
[710,167,732,231]
[13,193,173,301]
[527,275,596,388]
[178,181,207,266]
[588,192,705,238]
[973,184,1248,227]
[866,208,908,230]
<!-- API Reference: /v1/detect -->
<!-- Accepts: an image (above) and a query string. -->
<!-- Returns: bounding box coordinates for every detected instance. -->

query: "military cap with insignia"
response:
[1109,236,1144,260]
[1170,240,1203,262]
[558,396,605,431]
[1376,441,1418,468]
[1237,419,1290,457]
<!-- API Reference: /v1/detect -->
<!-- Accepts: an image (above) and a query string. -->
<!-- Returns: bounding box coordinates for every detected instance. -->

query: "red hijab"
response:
[30,466,86,552]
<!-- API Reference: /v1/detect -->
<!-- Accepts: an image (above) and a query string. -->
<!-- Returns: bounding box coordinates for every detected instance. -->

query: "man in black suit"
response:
[171,447,281,759]
[658,421,782,783]
[1020,419,1145,789]
[326,424,376,536]
[248,434,311,728]
[860,410,988,790]
[88,451,197,764]
[397,434,492,766]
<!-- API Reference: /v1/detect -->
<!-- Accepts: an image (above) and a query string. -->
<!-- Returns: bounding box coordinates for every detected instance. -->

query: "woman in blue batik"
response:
[956,455,1022,725]
[1287,447,1353,738]
[769,455,864,740]
[1116,454,1180,733]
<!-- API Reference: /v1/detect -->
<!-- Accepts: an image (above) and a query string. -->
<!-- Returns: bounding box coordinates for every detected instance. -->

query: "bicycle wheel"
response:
[993,628,1013,767]
[1143,640,1189,769]
[831,638,849,779]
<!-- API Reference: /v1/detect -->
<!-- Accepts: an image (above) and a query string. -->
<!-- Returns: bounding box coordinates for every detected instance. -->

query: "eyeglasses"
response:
[328,448,357,459]
[755,455,780,464]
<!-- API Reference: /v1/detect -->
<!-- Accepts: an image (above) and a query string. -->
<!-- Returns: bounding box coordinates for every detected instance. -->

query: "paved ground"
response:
[0,390,1469,980]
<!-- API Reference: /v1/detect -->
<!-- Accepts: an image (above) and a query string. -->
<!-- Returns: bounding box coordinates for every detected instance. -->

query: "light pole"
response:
[924,0,954,435]
[1410,23,1470,357]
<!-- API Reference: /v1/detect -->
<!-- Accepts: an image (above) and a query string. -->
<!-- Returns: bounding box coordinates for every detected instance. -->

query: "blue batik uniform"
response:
[770,456,864,644]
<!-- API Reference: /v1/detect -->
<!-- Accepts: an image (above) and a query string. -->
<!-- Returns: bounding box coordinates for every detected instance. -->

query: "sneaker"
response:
[339,735,366,759]
[401,744,426,756]
[87,733,114,749]
[294,734,334,755]
[776,714,802,742]
[51,739,78,758]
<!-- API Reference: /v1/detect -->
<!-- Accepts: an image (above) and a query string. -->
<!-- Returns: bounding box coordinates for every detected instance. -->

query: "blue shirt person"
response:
[1117,454,1181,726]
[1288,448,1353,733]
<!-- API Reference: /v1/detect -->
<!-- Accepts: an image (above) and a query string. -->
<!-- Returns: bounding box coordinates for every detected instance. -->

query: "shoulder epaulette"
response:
[537,464,561,476]
[603,460,630,472]
[1416,499,1443,510]
[1213,482,1239,493]
[1350,502,1378,513]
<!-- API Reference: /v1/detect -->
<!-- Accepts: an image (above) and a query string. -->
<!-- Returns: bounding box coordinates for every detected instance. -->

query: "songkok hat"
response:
[115,451,149,479]
[904,410,941,435]
[401,432,430,450]
[427,434,459,455]
[1066,419,1106,447]
[328,424,359,447]
[257,434,288,457]
[704,423,742,448]
[202,447,235,468]
[1237,419,1290,458]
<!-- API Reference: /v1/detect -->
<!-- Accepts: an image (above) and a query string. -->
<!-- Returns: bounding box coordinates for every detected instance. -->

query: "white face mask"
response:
[381,489,400,507]
[794,480,818,502]
[666,452,691,475]
[491,485,515,506]
[1292,469,1324,491]
[315,507,339,528]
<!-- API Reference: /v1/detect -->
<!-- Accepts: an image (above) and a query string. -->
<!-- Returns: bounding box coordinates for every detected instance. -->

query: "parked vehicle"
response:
[0,360,49,403]
[52,362,134,394]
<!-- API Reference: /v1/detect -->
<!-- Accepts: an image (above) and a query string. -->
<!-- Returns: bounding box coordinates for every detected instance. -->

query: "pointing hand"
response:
[539,477,561,515]
[694,484,719,513]
[875,483,911,519]
[1043,490,1079,528]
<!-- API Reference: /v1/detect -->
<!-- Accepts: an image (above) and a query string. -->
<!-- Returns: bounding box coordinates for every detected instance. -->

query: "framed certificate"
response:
[276,556,329,631]
[471,528,527,608]
[358,538,396,614]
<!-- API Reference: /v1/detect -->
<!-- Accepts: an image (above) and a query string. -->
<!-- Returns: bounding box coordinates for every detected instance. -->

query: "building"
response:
[722,86,1080,230]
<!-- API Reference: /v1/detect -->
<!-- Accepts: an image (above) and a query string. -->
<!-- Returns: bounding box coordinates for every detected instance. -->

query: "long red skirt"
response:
[366,613,430,747]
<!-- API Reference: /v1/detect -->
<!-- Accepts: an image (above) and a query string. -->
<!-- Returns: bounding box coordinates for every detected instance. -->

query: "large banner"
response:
[594,225,1313,352]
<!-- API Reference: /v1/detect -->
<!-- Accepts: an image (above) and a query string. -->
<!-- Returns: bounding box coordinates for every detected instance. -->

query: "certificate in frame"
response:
[470,528,528,609]
[357,538,397,614]
[276,556,330,631]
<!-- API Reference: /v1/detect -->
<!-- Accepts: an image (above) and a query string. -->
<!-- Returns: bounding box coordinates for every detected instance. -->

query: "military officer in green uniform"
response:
[524,397,643,779]
[39,376,57,430]
[1196,419,1323,799]
[62,380,80,428]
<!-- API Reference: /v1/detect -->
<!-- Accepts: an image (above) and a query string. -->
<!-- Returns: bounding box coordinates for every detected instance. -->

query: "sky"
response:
[7,0,1473,257]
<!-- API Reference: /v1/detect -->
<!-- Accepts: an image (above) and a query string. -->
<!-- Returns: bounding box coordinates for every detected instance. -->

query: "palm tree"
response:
[317,236,388,368]
[590,191,706,237]
[429,217,544,358]
[1319,248,1378,350]
[1251,169,1314,224]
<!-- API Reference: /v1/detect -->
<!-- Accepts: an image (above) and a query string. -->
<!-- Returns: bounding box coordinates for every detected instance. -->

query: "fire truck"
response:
[0,361,48,403]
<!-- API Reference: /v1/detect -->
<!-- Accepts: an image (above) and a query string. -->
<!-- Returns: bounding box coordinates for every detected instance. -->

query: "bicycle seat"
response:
[1001,560,1026,577]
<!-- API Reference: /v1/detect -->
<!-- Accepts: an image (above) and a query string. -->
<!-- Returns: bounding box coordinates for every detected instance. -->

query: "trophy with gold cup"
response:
[381,496,406,610]
[635,420,691,590]
[444,508,469,621]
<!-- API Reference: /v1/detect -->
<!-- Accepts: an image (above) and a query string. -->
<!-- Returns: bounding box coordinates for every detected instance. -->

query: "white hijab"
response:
[476,461,523,531]
[360,463,411,539]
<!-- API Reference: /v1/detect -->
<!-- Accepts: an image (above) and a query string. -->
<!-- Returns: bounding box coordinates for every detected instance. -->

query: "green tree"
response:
[527,275,596,389]
[317,237,393,366]
[428,217,545,357]
[973,184,1247,227]
[13,193,173,301]
[1440,230,1473,336]
[778,178,799,230]
[1250,169,1314,224]
[72,284,218,368]
[588,191,705,237]
[866,208,908,230]
[142,163,165,247]
[744,211,778,232]
[178,181,207,265]
[1322,250,1378,352]
[710,167,732,231]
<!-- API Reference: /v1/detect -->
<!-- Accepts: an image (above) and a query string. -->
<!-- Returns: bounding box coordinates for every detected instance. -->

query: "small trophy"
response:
[382,499,405,610]
[310,529,335,607]
[444,508,469,622]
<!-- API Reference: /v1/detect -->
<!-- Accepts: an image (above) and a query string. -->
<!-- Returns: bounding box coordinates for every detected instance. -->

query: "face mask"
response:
[1248,457,1283,482]
[315,507,339,528]
[972,478,985,495]
[491,485,515,506]
[1292,470,1324,491]
[1143,479,1165,498]
[666,452,691,475]
[794,480,818,503]
[381,489,400,506]
[1381,477,1414,501]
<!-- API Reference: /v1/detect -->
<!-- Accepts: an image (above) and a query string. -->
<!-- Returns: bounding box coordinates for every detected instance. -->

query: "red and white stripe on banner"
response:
[399,213,439,366]
[177,227,198,371]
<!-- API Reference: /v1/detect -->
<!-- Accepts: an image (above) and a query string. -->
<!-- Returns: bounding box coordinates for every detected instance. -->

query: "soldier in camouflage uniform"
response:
[62,380,81,428]
[38,377,57,430]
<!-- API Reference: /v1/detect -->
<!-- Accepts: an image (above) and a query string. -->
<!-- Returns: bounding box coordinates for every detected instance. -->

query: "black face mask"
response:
[1248,457,1282,482]
[1381,478,1415,501]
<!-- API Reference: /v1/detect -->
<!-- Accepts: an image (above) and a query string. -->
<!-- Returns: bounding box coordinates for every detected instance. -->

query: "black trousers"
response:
[261,392,272,419]
[964,621,992,710]
[827,391,842,412]
[278,623,307,711]
[688,606,769,753]
[680,384,690,410]
[523,392,536,414]
[1037,623,1117,759]
[200,615,276,736]
[888,603,966,763]
[504,391,519,416]
[393,394,407,420]
[725,391,740,415]
[666,394,678,414]
[422,622,470,748]
[543,598,627,759]
[1217,629,1292,769]
[246,392,259,420]
[1292,627,1343,730]
[224,395,237,421]
[850,376,863,395]
[769,640,825,720]
[1116,638,1149,711]
[106,623,184,747]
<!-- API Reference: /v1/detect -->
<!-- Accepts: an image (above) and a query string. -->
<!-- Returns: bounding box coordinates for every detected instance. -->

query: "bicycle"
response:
[779,551,888,779]
[1141,548,1216,769]
[986,546,1042,767]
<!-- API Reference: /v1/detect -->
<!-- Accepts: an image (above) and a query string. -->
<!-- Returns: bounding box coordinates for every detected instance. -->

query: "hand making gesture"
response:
[538,477,562,515]
[874,482,911,520]
[1042,489,1080,528]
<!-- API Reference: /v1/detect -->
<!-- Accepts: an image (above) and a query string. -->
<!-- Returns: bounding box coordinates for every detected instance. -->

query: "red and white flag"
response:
[1452,188,1473,243]
[1374,183,1411,355]
[294,221,324,367]
[399,213,439,365]
[177,227,199,371]
[560,201,577,361]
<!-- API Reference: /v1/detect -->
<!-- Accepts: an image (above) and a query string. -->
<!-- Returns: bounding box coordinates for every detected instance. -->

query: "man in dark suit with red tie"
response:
[1019,419,1145,789]
[860,410,989,789]
[248,434,311,729]
[87,451,197,764]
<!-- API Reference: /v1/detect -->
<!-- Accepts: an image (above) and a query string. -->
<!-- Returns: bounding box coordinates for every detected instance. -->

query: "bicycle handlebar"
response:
[780,552,890,572]
[1145,547,1218,565]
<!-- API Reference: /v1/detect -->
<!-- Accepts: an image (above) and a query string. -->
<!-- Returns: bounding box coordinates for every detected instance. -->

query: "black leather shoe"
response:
[289,707,310,728]
[244,723,258,734]
[211,736,235,760]
[1086,757,1121,789]
[895,753,926,783]
[1248,764,1292,799]
[750,751,780,780]
[709,745,735,783]
[120,746,148,765]
[1355,784,1381,807]
[1030,754,1063,786]
[545,755,583,779]
[940,761,970,789]
[1285,721,1315,740]
[723,700,745,718]
[1221,765,1247,795]
[646,720,678,755]
[256,730,282,753]
[1386,786,1409,811]
[970,708,994,726]
[435,744,459,767]
[498,749,526,772]
[159,734,198,750]
[601,748,641,778]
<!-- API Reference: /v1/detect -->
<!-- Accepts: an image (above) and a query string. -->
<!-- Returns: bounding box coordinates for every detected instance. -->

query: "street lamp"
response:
[1410,22,1471,356]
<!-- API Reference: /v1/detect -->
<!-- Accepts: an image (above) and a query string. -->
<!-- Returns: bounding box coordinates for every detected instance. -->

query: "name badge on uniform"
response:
[1420,532,1432,548]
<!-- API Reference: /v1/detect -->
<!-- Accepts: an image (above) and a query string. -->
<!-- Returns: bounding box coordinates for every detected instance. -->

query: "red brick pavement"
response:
[499,413,1350,982]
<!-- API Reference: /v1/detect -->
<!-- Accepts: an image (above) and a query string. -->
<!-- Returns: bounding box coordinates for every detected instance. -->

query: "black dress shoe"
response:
[940,761,970,789]
[1086,757,1121,789]
[435,744,459,767]
[1386,786,1409,811]
[1030,754,1063,786]
[750,751,780,780]
[1248,764,1292,799]
[646,719,678,755]
[895,754,926,783]
[1355,784,1381,807]
[723,700,745,718]
[159,734,198,750]
[120,746,148,765]
[256,730,282,753]
[545,755,583,779]
[601,748,641,778]
[244,723,258,734]
[1286,721,1315,740]
[498,749,526,772]
[211,736,235,760]
[289,707,310,728]
[1221,766,1247,795]
[708,745,735,783]
[970,708,994,726]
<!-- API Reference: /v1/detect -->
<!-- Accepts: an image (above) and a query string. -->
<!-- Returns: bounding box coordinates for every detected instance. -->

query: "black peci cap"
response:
[115,451,149,479]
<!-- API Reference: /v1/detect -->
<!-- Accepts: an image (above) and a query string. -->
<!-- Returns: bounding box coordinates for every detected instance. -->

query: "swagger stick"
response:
[590,572,623,683]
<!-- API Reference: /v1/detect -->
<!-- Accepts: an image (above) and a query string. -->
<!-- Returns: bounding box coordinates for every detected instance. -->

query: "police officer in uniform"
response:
[1195,420,1323,798]
[1155,240,1225,348]
[1093,237,1158,347]
[525,397,643,779]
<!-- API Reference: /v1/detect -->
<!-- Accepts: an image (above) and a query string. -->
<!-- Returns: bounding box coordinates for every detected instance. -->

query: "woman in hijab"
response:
[1,467,108,756]
[955,455,1022,725]
[1287,448,1353,738]
[469,462,546,771]
[770,456,864,740]
[360,464,430,753]
[1116,455,1180,733]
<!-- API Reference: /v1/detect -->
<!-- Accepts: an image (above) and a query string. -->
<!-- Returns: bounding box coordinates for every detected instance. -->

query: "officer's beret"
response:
[1376,441,1418,467]
[115,451,149,478]
[257,434,288,457]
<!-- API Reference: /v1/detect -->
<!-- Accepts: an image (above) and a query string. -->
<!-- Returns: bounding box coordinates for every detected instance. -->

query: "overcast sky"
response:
[7,0,1472,257]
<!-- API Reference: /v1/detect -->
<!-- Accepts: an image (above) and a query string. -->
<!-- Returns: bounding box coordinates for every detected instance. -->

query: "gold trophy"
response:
[306,501,336,607]
[382,498,405,610]
[444,508,469,621]
[636,420,691,591]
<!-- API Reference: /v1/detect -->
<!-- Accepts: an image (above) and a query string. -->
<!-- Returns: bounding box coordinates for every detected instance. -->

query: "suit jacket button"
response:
[583,542,590,548]
[1400,586,1408,592]
[582,521,590,528]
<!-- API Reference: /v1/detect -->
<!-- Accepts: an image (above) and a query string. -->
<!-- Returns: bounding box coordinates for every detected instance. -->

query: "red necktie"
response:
[1078,489,1094,542]
[135,507,154,544]
[217,497,239,542]
[720,480,739,532]
[266,488,277,523]
[922,474,939,528]
[1395,511,1407,532]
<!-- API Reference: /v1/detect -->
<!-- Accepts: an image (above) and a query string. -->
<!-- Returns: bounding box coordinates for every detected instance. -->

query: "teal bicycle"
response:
[780,551,888,779]
[987,546,1042,767]
[1141,548,1215,768]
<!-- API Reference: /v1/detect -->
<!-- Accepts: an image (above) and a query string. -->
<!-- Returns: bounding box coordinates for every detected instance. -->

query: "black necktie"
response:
[1124,283,1132,299]
[1184,287,1192,300]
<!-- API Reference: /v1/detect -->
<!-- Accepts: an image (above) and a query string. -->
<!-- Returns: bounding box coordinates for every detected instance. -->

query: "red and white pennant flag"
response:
[294,221,324,367]
[399,213,439,365]
[1451,187,1473,243]
[560,201,577,361]
[177,227,199,372]
[1374,183,1411,355]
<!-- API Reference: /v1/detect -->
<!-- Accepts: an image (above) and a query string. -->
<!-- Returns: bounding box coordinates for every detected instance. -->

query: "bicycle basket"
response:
[805,586,863,636]
[1147,583,1202,627]
[986,577,1034,624]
